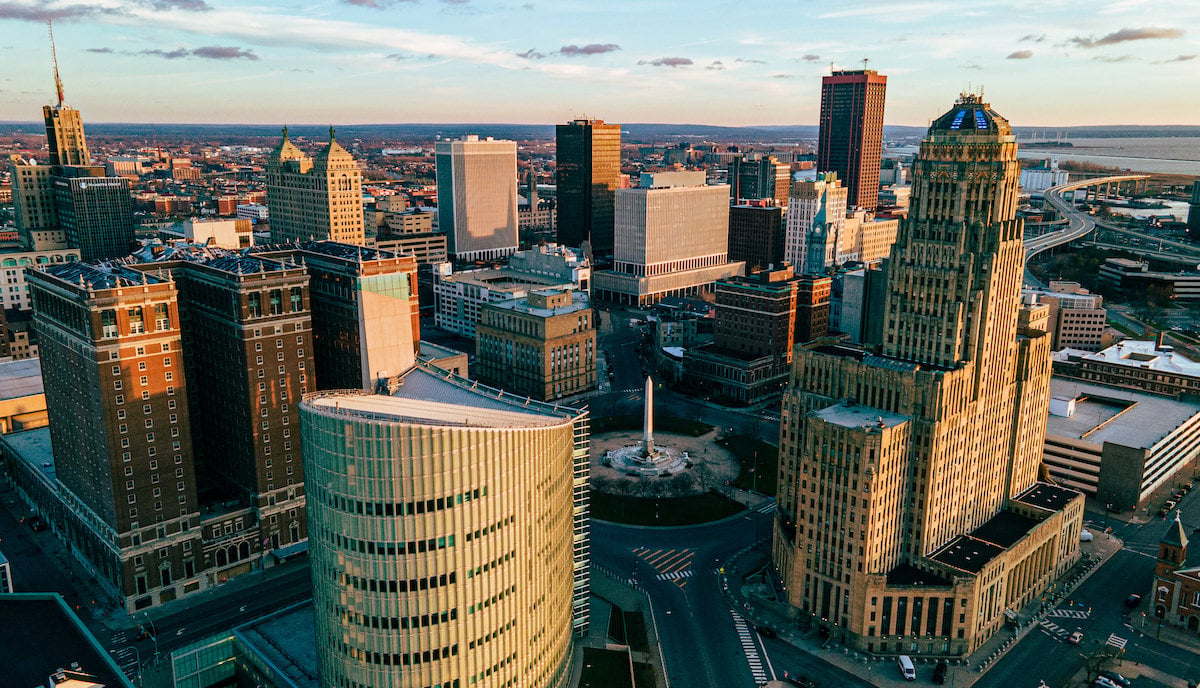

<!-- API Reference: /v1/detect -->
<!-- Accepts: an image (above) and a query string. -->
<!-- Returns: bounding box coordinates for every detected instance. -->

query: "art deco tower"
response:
[773,95,1083,658]
[266,127,365,245]
[817,70,886,211]
[556,119,622,252]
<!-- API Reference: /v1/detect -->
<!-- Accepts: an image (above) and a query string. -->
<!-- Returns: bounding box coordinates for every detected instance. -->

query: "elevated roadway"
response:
[1025,175,1151,262]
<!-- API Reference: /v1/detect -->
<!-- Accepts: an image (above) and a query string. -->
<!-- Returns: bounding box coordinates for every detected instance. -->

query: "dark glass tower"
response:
[817,70,887,211]
[556,119,621,252]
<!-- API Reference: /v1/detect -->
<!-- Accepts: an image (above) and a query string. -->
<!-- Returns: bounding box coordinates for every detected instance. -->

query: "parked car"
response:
[897,655,916,681]
[1068,629,1084,644]
[1094,677,1119,688]
[932,660,949,685]
[1098,670,1131,687]
[1124,593,1142,608]
[1080,529,1095,542]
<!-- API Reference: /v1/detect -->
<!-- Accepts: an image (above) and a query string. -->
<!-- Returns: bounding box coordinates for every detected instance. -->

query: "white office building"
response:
[435,136,519,262]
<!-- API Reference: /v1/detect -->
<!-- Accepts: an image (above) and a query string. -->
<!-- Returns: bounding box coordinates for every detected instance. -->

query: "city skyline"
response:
[0,0,1196,127]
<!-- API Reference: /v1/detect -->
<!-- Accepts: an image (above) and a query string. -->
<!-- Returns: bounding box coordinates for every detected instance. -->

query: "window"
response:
[101,310,118,338]
[128,307,144,334]
[154,303,170,331]
[138,361,147,371]
[248,292,262,318]
[290,287,303,312]
[139,376,148,386]
[164,371,173,381]
[112,365,120,376]
[269,289,283,315]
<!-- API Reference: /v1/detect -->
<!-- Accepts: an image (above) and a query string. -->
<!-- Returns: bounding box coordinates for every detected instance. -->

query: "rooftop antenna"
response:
[861,57,869,71]
[48,20,64,107]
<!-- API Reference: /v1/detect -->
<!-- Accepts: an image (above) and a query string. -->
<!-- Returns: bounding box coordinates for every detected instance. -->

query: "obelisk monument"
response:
[642,376,656,457]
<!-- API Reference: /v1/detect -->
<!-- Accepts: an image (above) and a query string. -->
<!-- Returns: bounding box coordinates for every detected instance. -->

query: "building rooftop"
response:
[0,593,133,688]
[885,563,952,588]
[1045,377,1200,450]
[418,340,467,361]
[1082,340,1200,377]
[928,94,1011,137]
[0,358,43,401]
[1015,482,1081,512]
[205,255,292,275]
[929,534,1006,574]
[235,601,319,688]
[40,262,166,290]
[2,427,55,482]
[439,266,572,292]
[813,402,909,430]
[487,290,590,318]
[306,364,581,429]
[969,510,1042,549]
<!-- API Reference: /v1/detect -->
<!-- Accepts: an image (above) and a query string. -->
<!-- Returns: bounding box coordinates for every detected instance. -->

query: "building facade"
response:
[1152,516,1200,634]
[435,136,519,262]
[1,248,80,312]
[795,274,832,344]
[728,154,791,207]
[1052,339,1200,399]
[594,172,744,306]
[773,95,1083,658]
[43,103,90,167]
[1022,282,1107,352]
[476,289,596,401]
[266,128,365,246]
[10,157,64,251]
[302,365,591,688]
[786,173,847,274]
[27,263,204,612]
[728,204,786,272]
[556,119,622,252]
[53,167,136,262]
[816,69,887,212]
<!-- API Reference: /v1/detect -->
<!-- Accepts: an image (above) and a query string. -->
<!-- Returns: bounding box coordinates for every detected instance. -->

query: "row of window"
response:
[319,487,486,518]
[339,640,459,667]
[341,607,458,632]
[322,528,455,556]
[342,571,456,594]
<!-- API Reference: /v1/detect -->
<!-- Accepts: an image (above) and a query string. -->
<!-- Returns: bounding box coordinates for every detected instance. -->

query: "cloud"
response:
[639,56,692,67]
[735,57,765,64]
[1155,54,1196,63]
[1092,54,1134,62]
[139,45,259,60]
[515,48,544,60]
[191,45,258,60]
[387,52,408,60]
[559,43,620,56]
[152,0,211,9]
[0,1,109,21]
[342,0,416,5]
[86,47,115,53]
[1069,27,1183,48]
[441,0,469,4]
[1019,33,1045,43]
[705,60,724,71]
[770,73,794,79]
[1006,49,1033,59]
[962,62,983,70]
[800,53,821,62]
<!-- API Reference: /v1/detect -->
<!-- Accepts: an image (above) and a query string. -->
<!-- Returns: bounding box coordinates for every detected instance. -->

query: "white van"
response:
[898,655,916,680]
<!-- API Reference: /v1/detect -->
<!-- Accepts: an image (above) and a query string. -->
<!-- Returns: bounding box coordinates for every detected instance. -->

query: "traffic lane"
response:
[653,575,759,688]
[759,635,885,688]
[976,626,1079,688]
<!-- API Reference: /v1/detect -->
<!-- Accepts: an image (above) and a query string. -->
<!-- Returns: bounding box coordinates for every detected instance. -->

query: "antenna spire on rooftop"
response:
[48,20,64,107]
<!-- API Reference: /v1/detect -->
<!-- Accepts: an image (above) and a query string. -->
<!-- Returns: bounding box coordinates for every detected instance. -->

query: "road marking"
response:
[1106,634,1128,650]
[756,501,776,514]
[1047,609,1090,620]
[731,611,769,685]
[655,570,694,581]
[1039,619,1068,638]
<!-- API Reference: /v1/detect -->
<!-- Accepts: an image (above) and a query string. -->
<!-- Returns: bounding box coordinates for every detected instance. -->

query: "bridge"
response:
[1024,174,1152,262]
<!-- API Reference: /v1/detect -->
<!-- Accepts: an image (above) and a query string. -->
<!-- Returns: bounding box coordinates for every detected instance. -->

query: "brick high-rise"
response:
[774,95,1084,658]
[817,70,887,211]
[266,128,365,246]
[28,262,203,611]
[556,119,622,252]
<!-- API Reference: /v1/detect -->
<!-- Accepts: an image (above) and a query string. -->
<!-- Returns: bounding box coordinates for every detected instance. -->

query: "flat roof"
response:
[1015,482,1081,512]
[885,563,952,587]
[2,427,55,482]
[205,255,292,275]
[0,358,43,400]
[487,290,590,317]
[417,340,467,360]
[39,262,166,289]
[440,266,571,291]
[813,402,909,430]
[1046,377,1200,450]
[969,510,1041,548]
[929,534,1006,574]
[236,602,318,688]
[0,593,133,688]
[307,364,580,429]
[1083,340,1200,377]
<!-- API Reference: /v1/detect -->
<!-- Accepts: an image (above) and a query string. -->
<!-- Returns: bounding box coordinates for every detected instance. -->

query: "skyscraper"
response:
[302,364,590,688]
[10,156,63,251]
[266,127,365,245]
[773,95,1083,658]
[785,173,848,274]
[53,166,136,261]
[727,154,791,207]
[593,171,744,306]
[43,104,90,167]
[28,263,203,612]
[556,119,622,252]
[817,69,887,211]
[435,135,519,262]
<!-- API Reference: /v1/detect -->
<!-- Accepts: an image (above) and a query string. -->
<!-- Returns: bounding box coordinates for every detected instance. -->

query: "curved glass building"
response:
[301,364,589,688]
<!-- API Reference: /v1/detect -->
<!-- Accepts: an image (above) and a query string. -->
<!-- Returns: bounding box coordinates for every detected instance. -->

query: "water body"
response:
[1103,199,1190,222]
[1017,137,1200,175]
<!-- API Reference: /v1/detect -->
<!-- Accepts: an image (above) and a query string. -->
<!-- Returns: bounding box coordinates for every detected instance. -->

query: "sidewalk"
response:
[720,530,1124,688]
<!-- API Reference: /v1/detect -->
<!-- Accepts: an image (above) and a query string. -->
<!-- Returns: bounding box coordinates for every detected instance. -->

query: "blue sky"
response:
[0,0,1197,127]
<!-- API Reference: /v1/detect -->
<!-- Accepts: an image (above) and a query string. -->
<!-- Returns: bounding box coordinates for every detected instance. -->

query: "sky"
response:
[0,0,1197,127]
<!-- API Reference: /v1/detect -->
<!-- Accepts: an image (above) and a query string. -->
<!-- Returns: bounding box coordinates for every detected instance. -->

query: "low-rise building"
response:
[0,358,47,434]
[1,247,81,311]
[1151,516,1200,634]
[1042,378,1200,511]
[434,260,582,338]
[1099,258,1200,301]
[1023,281,1108,352]
[475,289,596,401]
[1053,339,1200,398]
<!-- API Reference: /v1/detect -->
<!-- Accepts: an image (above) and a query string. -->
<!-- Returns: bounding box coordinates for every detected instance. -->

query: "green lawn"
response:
[590,490,744,526]
[718,435,779,497]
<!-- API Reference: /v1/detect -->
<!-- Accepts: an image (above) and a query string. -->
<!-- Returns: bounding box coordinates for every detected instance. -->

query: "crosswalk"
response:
[1047,608,1090,620]
[632,546,695,588]
[1106,634,1128,650]
[111,645,139,677]
[731,611,770,685]
[655,570,694,581]
[755,501,776,515]
[1038,618,1070,640]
